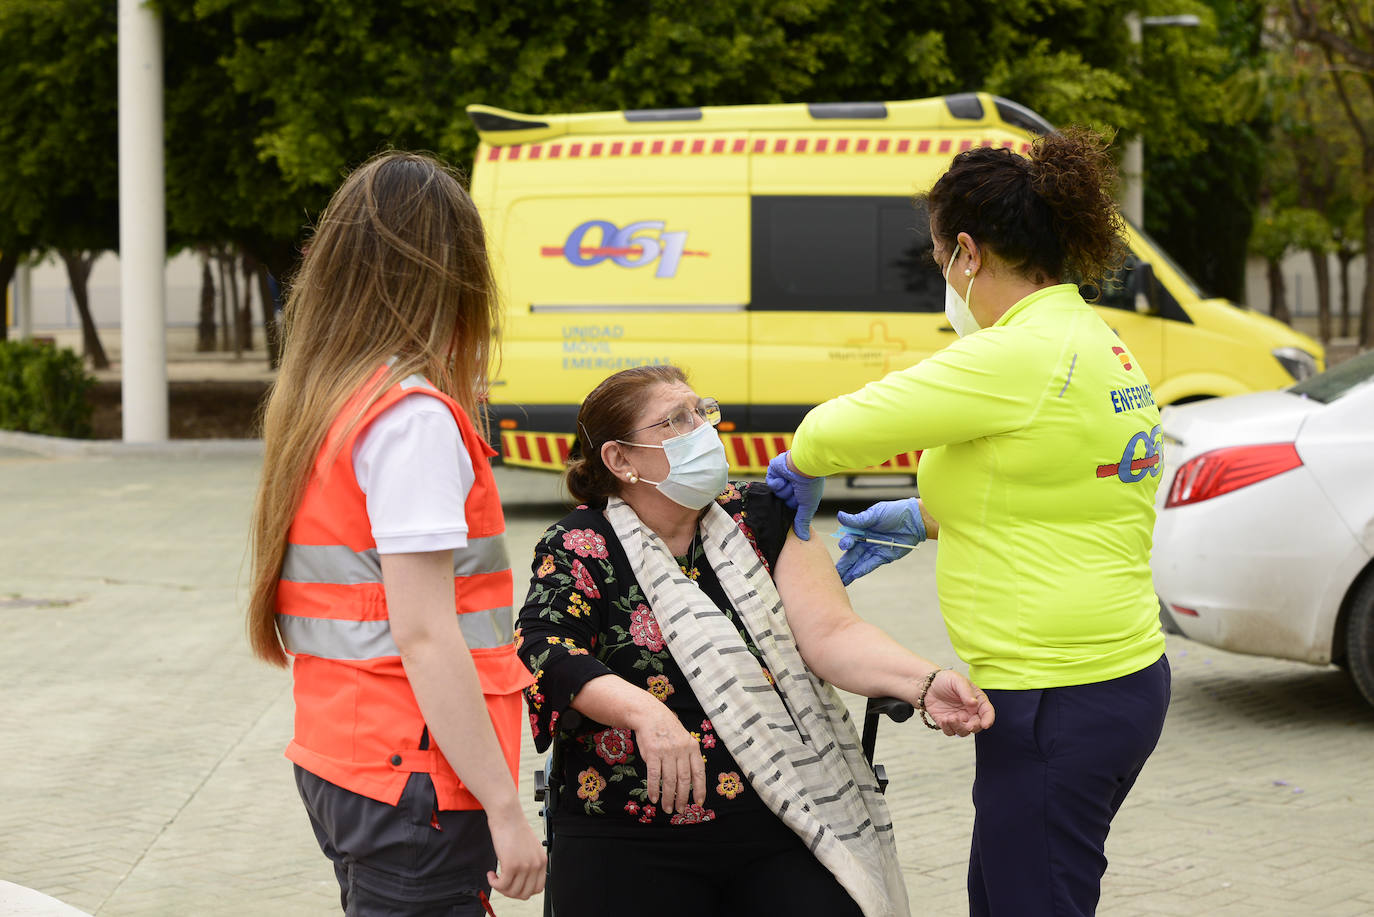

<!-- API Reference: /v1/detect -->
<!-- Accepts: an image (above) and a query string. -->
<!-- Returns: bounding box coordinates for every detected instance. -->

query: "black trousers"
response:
[968,655,1172,917]
[295,765,497,916]
[547,808,864,917]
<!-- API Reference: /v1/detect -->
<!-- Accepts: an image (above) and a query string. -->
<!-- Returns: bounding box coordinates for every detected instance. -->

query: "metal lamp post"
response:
[117,0,168,442]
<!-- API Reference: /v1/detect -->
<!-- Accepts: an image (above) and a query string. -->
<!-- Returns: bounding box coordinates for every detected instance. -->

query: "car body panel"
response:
[1152,376,1374,667]
[1152,467,1365,663]
[1295,385,1374,552]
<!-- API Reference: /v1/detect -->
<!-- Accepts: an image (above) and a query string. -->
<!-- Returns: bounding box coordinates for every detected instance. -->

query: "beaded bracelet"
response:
[916,667,945,730]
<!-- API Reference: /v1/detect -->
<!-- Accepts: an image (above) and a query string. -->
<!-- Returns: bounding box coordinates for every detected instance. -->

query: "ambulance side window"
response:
[1079,256,1136,311]
[751,196,943,312]
[1079,255,1188,322]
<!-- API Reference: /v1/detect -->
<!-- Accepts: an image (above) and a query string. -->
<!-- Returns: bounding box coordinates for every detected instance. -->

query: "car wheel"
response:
[1347,575,1374,709]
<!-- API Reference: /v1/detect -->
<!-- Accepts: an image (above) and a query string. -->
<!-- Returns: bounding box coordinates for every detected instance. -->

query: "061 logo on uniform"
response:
[1096,424,1163,483]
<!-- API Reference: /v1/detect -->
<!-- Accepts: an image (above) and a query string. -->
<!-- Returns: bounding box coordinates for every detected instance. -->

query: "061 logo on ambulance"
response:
[540,220,709,279]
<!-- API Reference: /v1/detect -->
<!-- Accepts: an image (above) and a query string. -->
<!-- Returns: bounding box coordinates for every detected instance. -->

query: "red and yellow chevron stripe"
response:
[486,135,1031,162]
[499,430,919,476]
[500,431,575,470]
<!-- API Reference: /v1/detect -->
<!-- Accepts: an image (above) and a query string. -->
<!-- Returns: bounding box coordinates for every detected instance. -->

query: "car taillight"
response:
[1165,442,1303,508]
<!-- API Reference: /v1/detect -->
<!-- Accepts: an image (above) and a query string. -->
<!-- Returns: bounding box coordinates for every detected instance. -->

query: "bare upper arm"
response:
[380,550,458,649]
[773,527,860,660]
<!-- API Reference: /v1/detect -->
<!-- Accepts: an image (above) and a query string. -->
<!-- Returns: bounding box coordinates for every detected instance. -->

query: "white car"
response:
[1151,350,1374,707]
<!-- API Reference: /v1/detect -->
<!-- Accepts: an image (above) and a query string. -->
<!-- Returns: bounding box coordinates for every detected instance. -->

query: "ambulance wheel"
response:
[1344,574,1374,710]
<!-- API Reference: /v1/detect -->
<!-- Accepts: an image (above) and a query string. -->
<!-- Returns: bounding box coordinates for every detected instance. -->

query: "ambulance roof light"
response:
[467,107,549,133]
[625,107,703,122]
[944,93,985,121]
[807,102,888,120]
[992,97,1056,136]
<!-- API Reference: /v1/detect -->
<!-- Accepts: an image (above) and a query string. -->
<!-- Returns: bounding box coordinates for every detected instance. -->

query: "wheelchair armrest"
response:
[868,696,915,723]
[533,709,583,805]
[861,695,916,789]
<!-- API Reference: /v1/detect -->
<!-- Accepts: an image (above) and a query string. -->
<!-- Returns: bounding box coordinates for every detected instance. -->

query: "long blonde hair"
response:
[247,151,501,666]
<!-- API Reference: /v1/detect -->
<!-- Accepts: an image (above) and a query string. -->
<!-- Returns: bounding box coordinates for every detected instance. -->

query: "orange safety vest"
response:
[277,366,533,809]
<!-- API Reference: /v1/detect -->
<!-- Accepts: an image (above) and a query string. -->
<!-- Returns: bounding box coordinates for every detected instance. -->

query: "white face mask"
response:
[619,421,729,510]
[944,244,981,337]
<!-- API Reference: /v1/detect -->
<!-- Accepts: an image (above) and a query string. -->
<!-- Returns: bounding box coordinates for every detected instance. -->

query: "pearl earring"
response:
[964,268,973,277]
[627,472,638,484]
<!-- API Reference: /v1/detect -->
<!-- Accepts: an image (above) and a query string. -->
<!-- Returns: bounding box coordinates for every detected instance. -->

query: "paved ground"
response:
[2,439,1373,916]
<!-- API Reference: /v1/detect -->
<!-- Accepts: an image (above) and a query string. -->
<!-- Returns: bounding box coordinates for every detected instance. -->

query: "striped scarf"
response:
[604,498,910,917]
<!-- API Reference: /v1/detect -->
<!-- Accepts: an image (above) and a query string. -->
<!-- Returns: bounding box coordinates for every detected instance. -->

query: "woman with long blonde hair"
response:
[248,151,544,914]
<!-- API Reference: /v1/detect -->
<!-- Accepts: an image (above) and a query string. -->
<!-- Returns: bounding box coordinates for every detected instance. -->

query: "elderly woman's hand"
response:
[628,693,708,815]
[923,670,996,737]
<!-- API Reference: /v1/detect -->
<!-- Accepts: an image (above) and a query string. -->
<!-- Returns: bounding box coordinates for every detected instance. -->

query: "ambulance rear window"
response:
[750,196,943,313]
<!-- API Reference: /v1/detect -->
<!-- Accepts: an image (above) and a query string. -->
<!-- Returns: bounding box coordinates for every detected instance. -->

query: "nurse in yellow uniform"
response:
[766,128,1170,917]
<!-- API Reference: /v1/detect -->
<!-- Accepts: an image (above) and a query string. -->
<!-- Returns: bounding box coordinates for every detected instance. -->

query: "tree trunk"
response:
[57,249,109,370]
[197,251,216,352]
[1338,250,1355,339]
[216,251,231,353]
[225,250,243,357]
[1308,248,1332,343]
[1267,258,1291,325]
[1363,199,1374,349]
[0,249,17,342]
[239,254,255,351]
[253,259,281,369]
[257,240,299,289]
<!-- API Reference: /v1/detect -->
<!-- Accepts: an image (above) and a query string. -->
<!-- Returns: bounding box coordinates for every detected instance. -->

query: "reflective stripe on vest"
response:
[278,534,514,659]
[278,604,515,659]
[281,534,511,584]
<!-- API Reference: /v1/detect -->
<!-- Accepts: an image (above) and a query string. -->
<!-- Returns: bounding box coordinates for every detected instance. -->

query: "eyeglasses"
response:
[624,398,721,439]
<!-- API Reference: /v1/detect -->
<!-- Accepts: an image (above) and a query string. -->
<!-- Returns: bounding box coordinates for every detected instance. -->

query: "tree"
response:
[0,0,118,368]
[1290,0,1374,347]
[1333,207,1363,336]
[196,252,216,352]
[161,3,313,367]
[0,231,38,342]
[1251,207,1331,326]
[189,0,1208,178]
[1253,30,1362,342]
[1252,210,1295,324]
[1145,0,1272,304]
[0,0,1272,370]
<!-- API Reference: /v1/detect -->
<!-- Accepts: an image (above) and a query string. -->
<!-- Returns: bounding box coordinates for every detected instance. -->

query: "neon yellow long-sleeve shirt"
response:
[791,284,1166,689]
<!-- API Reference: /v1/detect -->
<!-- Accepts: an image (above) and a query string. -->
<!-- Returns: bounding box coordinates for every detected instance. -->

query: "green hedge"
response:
[0,339,95,437]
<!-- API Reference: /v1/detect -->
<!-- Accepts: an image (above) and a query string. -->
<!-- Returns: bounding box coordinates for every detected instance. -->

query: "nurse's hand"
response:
[766,451,825,540]
[834,498,927,585]
[923,670,996,737]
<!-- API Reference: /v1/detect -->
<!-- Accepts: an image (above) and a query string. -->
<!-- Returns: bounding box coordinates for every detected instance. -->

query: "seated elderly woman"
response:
[516,365,994,917]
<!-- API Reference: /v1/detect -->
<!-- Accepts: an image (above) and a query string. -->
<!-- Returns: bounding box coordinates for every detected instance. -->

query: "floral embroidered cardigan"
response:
[516,482,794,831]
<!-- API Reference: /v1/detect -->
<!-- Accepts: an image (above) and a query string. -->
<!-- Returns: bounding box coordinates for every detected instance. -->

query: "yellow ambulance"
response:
[466,92,1323,474]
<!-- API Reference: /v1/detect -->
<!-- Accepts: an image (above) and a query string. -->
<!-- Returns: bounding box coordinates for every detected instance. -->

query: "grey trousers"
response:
[295,765,497,916]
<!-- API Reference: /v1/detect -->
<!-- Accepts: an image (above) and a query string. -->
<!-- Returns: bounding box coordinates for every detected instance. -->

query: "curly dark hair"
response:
[924,126,1127,288]
[564,365,688,506]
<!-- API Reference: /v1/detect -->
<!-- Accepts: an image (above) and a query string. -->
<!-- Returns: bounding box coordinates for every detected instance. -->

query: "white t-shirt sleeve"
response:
[352,392,475,554]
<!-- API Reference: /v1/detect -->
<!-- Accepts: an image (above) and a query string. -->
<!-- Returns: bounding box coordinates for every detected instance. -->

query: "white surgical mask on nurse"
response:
[944,243,982,338]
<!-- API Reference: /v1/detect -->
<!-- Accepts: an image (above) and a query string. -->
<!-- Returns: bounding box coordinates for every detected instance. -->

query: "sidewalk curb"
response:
[0,882,93,917]
[0,430,264,459]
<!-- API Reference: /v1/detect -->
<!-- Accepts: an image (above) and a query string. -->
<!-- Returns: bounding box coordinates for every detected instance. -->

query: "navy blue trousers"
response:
[968,655,1170,917]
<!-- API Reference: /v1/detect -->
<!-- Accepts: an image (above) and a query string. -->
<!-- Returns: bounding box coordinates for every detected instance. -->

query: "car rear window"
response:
[1289,349,1374,403]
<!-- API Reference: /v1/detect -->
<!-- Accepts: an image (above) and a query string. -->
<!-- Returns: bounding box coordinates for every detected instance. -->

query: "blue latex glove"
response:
[835,498,926,585]
[765,450,825,540]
